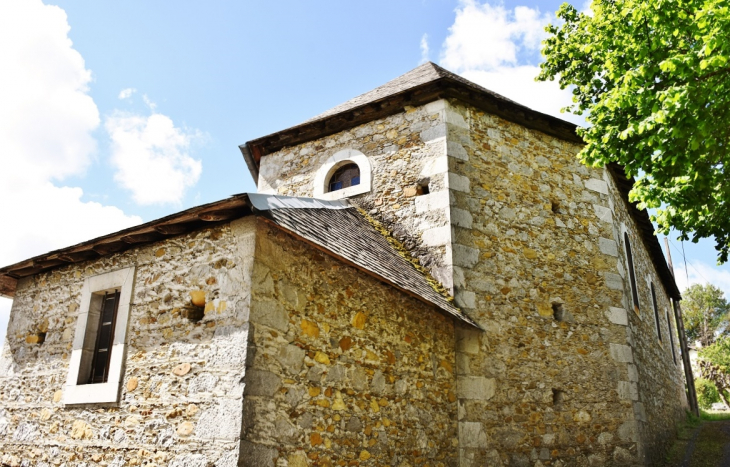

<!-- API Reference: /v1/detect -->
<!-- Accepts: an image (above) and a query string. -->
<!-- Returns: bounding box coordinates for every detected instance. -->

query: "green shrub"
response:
[696,378,721,410]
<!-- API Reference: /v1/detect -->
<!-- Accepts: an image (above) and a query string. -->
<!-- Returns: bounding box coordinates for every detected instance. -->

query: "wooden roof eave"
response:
[241,77,582,176]
[0,195,254,296]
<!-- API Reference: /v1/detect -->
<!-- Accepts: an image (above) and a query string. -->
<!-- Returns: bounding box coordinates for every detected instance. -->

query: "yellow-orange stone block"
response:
[351,312,366,329]
[301,319,320,338]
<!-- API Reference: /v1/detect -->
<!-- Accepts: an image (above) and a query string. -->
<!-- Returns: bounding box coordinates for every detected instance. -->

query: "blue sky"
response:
[1,0,728,344]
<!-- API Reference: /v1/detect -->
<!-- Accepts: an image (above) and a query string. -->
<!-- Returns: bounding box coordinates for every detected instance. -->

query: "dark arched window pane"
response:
[328,163,360,192]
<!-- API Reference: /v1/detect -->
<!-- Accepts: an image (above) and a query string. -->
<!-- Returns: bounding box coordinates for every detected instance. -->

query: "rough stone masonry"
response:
[0,62,692,466]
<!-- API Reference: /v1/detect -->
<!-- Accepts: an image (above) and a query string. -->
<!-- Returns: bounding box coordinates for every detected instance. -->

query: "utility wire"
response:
[681,240,689,284]
[666,237,712,285]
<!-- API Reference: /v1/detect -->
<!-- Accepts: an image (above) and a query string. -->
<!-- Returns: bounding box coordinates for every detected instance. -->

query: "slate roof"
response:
[304,62,520,123]
[240,62,581,180]
[0,193,476,327]
[249,194,473,326]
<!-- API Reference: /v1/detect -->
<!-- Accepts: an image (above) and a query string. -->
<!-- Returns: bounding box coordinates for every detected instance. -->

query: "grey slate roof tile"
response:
[255,201,476,327]
[304,61,518,124]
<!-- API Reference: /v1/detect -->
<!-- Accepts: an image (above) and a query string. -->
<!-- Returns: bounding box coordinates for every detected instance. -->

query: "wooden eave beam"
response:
[246,78,581,161]
[0,275,17,298]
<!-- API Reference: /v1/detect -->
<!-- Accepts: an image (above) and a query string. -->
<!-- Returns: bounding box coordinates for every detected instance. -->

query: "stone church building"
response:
[0,63,697,466]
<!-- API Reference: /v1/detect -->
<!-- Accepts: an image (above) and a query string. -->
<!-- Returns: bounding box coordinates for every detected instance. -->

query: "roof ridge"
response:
[301,61,519,125]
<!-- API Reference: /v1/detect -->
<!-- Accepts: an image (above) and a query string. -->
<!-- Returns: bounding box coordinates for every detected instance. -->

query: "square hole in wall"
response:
[551,200,562,214]
[552,303,565,321]
[552,389,565,406]
[416,178,430,196]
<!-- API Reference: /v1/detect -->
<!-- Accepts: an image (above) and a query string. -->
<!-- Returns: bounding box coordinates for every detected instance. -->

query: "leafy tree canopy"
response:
[682,283,730,346]
[699,337,730,407]
[539,0,730,262]
[700,336,730,370]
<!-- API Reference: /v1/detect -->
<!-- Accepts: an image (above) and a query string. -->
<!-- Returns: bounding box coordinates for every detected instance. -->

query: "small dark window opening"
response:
[624,233,640,312]
[417,184,430,196]
[552,303,565,322]
[328,163,360,193]
[651,283,662,341]
[552,389,565,406]
[89,290,120,384]
[667,308,677,364]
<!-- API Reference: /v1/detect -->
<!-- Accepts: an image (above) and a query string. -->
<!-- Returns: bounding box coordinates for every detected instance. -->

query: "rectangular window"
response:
[673,300,683,359]
[651,282,662,341]
[64,266,135,405]
[624,233,640,312]
[667,308,677,364]
[88,290,120,384]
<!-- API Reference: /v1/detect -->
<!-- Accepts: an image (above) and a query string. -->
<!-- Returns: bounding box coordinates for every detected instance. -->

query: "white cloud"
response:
[674,262,730,301]
[118,87,136,99]
[440,0,582,124]
[0,0,141,344]
[419,33,430,64]
[106,111,202,205]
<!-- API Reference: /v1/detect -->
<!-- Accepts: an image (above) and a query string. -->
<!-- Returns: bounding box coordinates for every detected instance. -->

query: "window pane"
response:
[89,291,120,384]
[328,163,360,192]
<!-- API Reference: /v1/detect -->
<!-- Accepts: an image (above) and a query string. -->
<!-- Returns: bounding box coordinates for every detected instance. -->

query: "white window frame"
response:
[63,266,135,405]
[313,149,372,200]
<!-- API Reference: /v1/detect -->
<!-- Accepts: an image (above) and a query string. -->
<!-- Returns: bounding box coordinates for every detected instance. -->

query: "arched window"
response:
[624,232,640,312]
[313,149,372,200]
[328,163,360,192]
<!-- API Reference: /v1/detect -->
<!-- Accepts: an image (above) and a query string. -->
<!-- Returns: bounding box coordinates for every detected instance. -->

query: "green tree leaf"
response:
[539,0,730,263]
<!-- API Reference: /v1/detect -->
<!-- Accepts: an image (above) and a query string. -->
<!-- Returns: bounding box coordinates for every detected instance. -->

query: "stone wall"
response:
[257,101,455,291]
[441,99,649,466]
[0,220,255,467]
[605,174,688,463]
[255,96,689,465]
[240,221,459,466]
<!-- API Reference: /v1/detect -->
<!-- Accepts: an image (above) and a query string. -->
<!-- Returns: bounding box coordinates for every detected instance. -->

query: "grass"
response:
[664,411,730,466]
[700,410,730,421]
[665,411,702,466]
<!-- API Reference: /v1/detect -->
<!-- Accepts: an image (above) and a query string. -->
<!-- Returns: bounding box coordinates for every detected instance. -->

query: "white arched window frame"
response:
[313,149,372,200]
